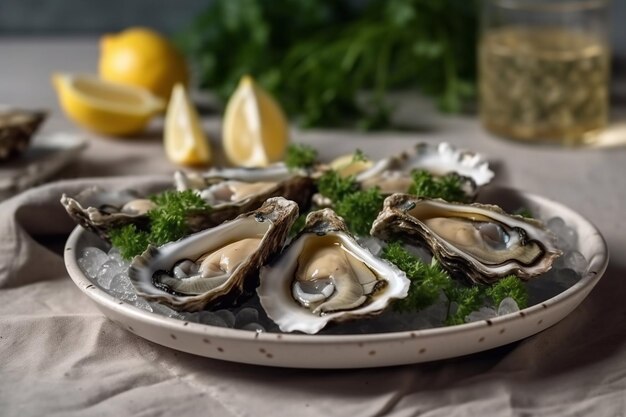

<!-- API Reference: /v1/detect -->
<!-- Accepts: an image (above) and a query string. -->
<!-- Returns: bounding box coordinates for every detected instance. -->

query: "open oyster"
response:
[61,187,157,240]
[174,168,315,217]
[62,168,314,240]
[371,194,562,284]
[174,163,302,186]
[0,109,47,160]
[129,197,298,311]
[258,209,410,334]
[314,142,494,207]
[357,142,493,197]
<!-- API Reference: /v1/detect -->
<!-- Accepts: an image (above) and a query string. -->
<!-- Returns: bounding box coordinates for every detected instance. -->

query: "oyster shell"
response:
[62,168,314,240]
[129,197,299,311]
[313,142,493,207]
[258,209,410,334]
[174,163,302,186]
[357,142,493,197]
[174,168,315,217]
[60,187,156,240]
[0,109,46,160]
[371,194,562,284]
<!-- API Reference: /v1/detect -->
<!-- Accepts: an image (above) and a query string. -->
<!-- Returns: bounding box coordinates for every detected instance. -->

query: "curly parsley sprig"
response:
[381,241,529,323]
[409,169,468,202]
[109,190,211,260]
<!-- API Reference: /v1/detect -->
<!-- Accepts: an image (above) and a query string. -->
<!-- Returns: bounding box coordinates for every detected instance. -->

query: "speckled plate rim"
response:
[64,187,609,368]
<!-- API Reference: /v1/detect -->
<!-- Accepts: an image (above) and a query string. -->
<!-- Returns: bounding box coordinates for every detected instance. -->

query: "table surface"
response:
[2,37,626,416]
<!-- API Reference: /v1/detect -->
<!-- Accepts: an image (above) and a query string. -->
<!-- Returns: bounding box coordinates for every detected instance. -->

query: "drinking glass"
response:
[479,0,610,145]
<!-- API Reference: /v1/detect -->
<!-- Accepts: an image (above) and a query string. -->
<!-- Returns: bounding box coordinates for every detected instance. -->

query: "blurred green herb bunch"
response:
[179,0,477,129]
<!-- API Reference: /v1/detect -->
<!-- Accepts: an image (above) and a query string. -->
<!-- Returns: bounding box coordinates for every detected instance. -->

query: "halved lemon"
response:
[164,84,211,166]
[52,73,164,136]
[222,75,289,167]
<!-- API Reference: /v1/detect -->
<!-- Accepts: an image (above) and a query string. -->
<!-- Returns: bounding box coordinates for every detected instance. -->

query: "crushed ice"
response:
[76,215,587,334]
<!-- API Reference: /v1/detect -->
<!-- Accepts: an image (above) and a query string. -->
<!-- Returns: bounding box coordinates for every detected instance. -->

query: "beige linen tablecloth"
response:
[1,173,625,416]
[2,37,626,417]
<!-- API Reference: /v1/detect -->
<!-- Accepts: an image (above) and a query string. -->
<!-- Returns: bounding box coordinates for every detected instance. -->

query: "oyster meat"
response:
[258,209,410,334]
[371,194,562,284]
[129,197,299,311]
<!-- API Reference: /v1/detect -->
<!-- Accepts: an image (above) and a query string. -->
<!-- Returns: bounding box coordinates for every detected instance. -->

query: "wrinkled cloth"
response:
[1,176,625,417]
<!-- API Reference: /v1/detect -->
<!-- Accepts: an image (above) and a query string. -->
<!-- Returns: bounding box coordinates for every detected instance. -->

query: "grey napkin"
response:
[1,178,625,417]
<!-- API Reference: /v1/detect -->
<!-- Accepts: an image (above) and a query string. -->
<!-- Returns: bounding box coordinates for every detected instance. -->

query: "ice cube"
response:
[402,243,432,263]
[562,250,587,273]
[182,312,199,323]
[357,237,384,256]
[213,309,235,328]
[553,268,581,288]
[497,297,520,316]
[465,307,497,323]
[96,259,124,290]
[198,311,228,327]
[109,273,137,302]
[234,307,259,328]
[78,247,109,279]
[133,297,153,312]
[107,247,124,265]
[547,216,578,251]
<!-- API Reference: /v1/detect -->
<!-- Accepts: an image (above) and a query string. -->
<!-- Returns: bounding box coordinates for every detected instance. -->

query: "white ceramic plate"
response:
[63,187,608,368]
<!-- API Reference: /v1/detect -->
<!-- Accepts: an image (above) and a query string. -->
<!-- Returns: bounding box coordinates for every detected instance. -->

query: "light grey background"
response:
[0,0,624,59]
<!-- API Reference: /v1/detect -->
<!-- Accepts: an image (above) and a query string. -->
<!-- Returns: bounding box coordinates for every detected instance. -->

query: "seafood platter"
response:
[62,142,608,367]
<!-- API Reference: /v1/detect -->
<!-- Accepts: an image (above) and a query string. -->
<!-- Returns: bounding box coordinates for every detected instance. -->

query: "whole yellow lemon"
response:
[99,27,188,101]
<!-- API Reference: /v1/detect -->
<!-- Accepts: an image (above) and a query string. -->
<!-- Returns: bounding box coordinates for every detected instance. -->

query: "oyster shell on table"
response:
[129,197,299,312]
[258,208,410,334]
[60,187,157,241]
[371,194,562,284]
[0,109,47,160]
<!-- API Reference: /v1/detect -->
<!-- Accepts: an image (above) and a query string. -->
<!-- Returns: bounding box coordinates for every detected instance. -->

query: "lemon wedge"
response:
[164,84,211,166]
[222,75,289,167]
[52,73,164,136]
[329,153,374,177]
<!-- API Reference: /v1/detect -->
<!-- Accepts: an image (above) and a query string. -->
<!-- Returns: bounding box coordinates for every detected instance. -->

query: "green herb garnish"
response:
[317,171,359,203]
[445,285,485,325]
[381,242,452,312]
[316,169,382,235]
[485,275,528,309]
[109,224,150,260]
[408,170,468,202]
[148,190,210,246]
[352,149,368,163]
[289,212,309,237]
[334,187,384,236]
[110,190,211,259]
[515,208,534,219]
[380,242,529,322]
[285,144,318,169]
